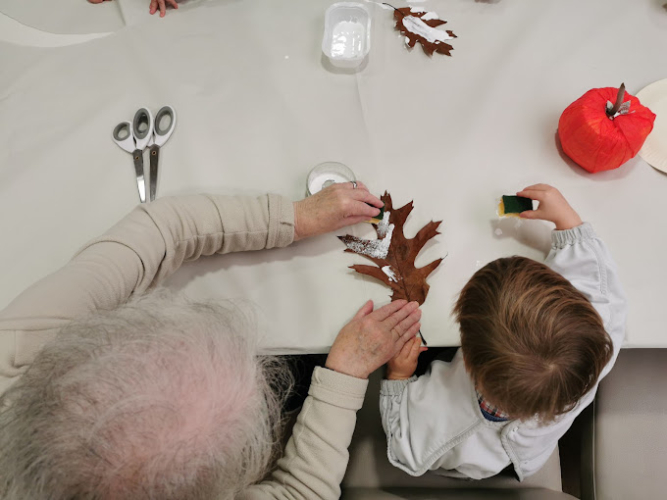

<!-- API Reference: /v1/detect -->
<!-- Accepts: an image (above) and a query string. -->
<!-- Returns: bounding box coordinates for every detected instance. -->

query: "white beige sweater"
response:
[0,194,368,500]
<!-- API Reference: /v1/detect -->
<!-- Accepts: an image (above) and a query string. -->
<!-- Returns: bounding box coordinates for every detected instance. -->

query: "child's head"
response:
[455,256,613,423]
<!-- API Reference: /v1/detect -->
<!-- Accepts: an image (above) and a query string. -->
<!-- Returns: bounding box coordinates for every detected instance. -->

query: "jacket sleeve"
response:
[511,222,628,479]
[546,222,627,367]
[244,367,368,500]
[379,376,425,475]
[0,194,294,395]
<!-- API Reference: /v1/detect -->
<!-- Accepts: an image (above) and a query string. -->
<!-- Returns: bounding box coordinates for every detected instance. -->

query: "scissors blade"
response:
[149,144,159,202]
[133,149,146,203]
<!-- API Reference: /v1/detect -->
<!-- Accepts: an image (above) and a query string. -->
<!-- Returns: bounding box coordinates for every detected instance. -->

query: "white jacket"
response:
[380,223,626,480]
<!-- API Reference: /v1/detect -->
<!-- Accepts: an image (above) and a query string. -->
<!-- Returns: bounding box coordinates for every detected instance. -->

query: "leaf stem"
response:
[383,3,405,16]
[606,83,626,118]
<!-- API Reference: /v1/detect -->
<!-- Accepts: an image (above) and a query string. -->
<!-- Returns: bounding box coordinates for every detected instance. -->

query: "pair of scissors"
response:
[112,106,176,203]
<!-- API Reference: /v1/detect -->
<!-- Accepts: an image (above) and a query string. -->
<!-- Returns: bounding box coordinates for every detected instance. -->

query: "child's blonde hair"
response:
[455,257,612,422]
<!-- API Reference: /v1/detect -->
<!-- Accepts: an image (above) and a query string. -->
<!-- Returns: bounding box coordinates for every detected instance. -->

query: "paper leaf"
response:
[338,192,443,305]
[394,7,457,57]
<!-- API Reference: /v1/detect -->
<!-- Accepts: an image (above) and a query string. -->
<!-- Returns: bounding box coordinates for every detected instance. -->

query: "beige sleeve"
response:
[244,367,369,500]
[0,194,294,394]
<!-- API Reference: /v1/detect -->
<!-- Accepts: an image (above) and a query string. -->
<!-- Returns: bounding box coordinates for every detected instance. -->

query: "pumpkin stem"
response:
[606,83,626,118]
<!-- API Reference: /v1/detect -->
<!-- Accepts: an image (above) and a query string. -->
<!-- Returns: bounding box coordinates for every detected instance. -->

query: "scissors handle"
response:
[133,149,146,203]
[149,144,160,202]
[112,122,135,154]
[153,106,176,147]
[133,108,154,151]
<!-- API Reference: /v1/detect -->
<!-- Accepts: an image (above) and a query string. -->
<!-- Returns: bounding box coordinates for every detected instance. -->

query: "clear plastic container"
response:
[306,162,357,196]
[322,2,371,68]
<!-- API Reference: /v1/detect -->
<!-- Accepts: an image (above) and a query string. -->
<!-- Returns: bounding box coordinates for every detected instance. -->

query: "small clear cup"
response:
[306,162,357,196]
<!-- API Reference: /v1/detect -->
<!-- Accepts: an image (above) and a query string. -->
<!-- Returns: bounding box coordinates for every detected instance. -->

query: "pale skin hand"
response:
[293,182,384,241]
[326,300,422,379]
[150,0,179,17]
[517,184,583,231]
[386,336,428,381]
[88,0,179,18]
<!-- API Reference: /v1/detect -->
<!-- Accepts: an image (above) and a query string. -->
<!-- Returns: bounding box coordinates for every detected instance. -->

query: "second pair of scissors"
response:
[113,106,176,203]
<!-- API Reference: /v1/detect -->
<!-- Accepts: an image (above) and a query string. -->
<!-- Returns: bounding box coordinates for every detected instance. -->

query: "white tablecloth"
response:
[0,0,124,34]
[1,0,666,351]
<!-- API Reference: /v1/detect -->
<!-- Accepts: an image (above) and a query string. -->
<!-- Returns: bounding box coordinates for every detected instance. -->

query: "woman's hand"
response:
[517,184,583,231]
[326,300,422,379]
[293,182,384,241]
[386,337,428,380]
[150,0,179,17]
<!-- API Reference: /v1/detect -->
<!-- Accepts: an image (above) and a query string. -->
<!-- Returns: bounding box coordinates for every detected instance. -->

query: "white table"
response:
[1,0,666,351]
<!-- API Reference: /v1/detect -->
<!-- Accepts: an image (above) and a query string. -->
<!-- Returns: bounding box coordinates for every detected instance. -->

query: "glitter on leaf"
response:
[339,192,443,305]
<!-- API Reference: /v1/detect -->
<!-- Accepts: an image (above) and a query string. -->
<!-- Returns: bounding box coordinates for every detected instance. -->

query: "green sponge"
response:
[499,195,533,217]
[369,205,385,224]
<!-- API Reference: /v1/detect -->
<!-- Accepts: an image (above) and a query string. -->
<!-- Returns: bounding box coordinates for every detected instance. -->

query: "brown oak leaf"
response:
[338,192,443,306]
[393,7,457,56]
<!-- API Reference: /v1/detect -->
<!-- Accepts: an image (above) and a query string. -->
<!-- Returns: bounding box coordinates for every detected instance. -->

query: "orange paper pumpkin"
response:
[558,85,656,173]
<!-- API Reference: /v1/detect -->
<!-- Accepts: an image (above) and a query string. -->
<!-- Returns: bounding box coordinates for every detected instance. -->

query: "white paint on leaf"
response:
[382,266,398,282]
[401,15,453,44]
[343,211,394,259]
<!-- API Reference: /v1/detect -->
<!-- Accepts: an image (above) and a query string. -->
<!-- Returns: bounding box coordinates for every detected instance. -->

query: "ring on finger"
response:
[351,181,357,189]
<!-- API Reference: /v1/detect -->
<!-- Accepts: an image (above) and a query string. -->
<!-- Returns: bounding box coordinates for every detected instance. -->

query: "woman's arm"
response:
[0,182,383,396]
[246,299,421,499]
[0,194,294,393]
[244,368,368,500]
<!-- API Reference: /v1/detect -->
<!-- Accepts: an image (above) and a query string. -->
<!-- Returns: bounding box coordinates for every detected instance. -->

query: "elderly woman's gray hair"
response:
[0,293,291,500]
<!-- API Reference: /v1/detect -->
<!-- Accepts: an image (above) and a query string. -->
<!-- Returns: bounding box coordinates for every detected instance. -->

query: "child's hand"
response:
[386,337,428,380]
[516,184,583,230]
[150,0,179,17]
